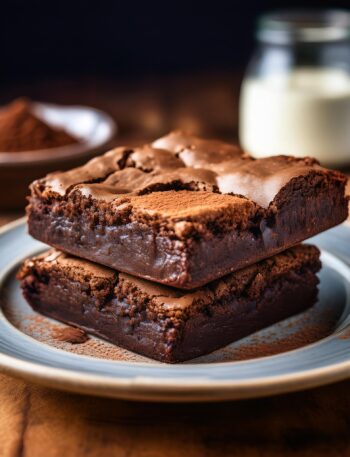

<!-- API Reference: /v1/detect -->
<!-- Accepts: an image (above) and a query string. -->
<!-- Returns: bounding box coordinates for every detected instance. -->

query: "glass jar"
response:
[239,10,350,167]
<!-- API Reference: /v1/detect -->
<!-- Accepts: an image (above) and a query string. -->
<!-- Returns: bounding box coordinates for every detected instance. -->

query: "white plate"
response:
[0,218,349,402]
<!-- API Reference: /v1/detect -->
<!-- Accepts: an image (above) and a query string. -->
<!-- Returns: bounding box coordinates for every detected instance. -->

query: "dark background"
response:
[1,0,349,83]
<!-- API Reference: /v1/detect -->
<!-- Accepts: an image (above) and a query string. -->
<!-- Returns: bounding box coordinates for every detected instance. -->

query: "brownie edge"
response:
[18,245,321,363]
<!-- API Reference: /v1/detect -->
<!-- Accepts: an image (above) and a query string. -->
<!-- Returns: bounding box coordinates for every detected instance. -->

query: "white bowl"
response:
[0,102,117,208]
[0,101,117,164]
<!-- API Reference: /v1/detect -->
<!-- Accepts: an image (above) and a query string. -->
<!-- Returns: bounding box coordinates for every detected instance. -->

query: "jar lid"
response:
[257,9,350,44]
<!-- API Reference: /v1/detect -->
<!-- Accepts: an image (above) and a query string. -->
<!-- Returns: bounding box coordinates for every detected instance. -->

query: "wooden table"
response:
[2,373,350,457]
[1,74,350,457]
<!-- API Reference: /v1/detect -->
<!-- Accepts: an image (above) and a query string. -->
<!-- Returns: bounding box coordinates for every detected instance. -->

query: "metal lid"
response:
[257,10,350,44]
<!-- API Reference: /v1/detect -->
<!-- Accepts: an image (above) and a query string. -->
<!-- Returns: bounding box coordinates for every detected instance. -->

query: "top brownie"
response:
[27,131,348,289]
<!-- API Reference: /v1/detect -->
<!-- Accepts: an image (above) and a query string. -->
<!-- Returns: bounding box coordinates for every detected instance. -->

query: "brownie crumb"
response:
[53,326,89,344]
[337,327,350,340]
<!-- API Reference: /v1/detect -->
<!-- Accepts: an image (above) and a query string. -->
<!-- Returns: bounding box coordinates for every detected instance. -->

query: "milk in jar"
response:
[239,10,350,167]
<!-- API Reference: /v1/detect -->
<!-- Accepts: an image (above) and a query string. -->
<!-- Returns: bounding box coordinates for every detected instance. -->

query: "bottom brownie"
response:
[18,245,321,363]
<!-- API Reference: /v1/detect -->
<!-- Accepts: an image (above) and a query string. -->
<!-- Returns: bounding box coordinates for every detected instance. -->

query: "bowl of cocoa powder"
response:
[0,98,116,209]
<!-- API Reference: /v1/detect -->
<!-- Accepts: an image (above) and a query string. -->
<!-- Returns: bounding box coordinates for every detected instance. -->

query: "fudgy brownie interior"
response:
[18,244,321,363]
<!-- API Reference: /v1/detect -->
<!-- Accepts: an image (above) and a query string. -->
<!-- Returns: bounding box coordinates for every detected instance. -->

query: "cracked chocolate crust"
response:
[18,245,321,363]
[27,131,348,289]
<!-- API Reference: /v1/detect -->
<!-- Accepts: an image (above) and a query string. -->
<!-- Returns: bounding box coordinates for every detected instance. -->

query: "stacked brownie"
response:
[18,131,348,362]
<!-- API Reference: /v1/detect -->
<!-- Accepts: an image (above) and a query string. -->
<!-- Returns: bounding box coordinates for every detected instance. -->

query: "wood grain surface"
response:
[1,373,350,457]
[0,74,349,457]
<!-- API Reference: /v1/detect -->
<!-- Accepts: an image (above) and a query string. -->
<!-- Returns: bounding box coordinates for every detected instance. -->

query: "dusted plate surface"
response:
[0,218,349,401]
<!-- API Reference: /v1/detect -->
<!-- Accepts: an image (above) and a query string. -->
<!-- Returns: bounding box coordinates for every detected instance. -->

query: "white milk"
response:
[239,68,350,166]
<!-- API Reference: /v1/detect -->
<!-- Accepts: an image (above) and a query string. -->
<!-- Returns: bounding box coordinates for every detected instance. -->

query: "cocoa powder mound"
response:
[0,97,77,152]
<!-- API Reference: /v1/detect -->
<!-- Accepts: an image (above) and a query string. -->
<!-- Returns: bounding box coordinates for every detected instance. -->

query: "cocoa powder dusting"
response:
[53,326,89,344]
[191,303,340,364]
[0,97,77,152]
[8,312,152,363]
[229,324,333,361]
[2,280,344,364]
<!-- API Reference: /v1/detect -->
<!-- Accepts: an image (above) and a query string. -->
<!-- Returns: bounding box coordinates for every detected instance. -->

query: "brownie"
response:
[18,244,321,363]
[27,131,347,289]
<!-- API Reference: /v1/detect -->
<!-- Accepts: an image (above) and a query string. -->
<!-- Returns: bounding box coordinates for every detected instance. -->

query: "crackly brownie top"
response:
[20,244,320,318]
[30,130,346,210]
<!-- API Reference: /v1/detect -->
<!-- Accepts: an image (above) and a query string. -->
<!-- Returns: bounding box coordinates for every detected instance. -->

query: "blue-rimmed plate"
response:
[0,218,349,402]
